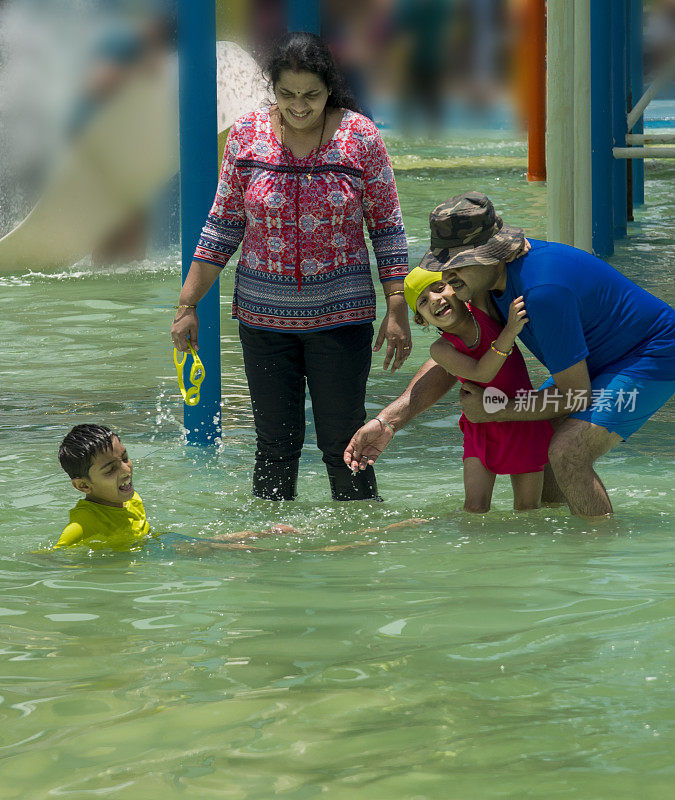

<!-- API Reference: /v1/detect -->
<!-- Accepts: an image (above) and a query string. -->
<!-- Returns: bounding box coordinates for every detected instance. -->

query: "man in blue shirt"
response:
[344,192,675,517]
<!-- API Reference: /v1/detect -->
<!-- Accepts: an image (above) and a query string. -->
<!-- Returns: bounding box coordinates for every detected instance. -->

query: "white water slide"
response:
[0,42,270,273]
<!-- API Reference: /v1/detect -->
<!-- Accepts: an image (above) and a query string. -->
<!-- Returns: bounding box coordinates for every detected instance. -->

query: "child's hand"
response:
[506,296,528,334]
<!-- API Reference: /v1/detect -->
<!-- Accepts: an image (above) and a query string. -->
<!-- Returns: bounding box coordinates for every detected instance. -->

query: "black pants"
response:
[239,322,380,501]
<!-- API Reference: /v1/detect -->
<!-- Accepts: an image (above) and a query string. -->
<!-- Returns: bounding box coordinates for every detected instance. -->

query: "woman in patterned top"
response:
[171,32,410,502]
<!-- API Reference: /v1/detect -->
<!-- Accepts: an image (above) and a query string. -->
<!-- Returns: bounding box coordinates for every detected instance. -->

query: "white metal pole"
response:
[626,133,675,144]
[546,0,575,245]
[613,147,675,158]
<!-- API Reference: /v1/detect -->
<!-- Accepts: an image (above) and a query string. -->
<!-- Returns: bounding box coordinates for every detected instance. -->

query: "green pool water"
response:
[1,134,673,799]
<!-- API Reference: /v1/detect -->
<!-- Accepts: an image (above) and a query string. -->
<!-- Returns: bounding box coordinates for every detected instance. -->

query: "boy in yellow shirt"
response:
[56,424,150,550]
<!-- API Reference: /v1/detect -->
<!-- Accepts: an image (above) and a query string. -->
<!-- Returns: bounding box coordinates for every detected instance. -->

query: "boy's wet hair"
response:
[58,424,118,479]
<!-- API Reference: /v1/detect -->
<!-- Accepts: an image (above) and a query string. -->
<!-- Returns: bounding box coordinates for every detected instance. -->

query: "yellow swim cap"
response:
[404,266,444,314]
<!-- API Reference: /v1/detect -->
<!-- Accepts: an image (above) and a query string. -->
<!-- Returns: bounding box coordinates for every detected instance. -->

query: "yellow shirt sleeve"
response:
[53,522,87,549]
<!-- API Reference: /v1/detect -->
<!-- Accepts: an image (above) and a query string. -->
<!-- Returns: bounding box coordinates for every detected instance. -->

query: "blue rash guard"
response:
[491,239,675,381]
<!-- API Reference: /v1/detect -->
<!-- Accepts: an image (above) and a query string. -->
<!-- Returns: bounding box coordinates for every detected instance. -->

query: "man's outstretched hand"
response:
[344,419,394,472]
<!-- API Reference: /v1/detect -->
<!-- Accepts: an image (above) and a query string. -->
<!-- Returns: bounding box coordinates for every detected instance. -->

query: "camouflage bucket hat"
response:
[419,191,525,273]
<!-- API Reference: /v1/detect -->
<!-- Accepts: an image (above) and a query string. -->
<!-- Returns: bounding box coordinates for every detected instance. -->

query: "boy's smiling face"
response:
[72,436,134,507]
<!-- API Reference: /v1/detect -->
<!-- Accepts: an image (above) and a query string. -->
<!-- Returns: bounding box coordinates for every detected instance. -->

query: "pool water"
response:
[1,134,673,799]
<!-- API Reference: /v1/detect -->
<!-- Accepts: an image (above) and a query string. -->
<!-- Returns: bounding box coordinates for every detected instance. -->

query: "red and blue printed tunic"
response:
[193,107,408,331]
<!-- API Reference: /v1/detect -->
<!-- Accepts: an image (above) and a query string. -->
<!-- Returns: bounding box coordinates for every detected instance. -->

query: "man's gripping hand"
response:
[459,381,490,423]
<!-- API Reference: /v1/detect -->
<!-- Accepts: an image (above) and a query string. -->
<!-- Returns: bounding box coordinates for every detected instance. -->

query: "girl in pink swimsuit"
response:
[404,267,553,513]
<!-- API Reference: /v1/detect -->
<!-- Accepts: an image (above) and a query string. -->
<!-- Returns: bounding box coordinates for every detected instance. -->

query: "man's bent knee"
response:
[548,419,619,474]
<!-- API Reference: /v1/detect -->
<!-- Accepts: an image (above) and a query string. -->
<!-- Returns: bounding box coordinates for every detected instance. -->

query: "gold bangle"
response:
[490,341,512,358]
[174,304,197,310]
[384,290,405,298]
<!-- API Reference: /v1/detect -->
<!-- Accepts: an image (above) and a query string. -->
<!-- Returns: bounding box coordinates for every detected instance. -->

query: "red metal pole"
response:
[526,0,546,182]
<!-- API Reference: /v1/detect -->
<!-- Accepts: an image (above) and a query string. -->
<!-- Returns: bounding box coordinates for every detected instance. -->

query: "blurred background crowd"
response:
[1,0,674,255]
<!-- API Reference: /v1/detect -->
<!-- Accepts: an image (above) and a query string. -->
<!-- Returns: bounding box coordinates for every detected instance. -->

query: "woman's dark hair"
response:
[264,31,360,113]
[58,424,118,479]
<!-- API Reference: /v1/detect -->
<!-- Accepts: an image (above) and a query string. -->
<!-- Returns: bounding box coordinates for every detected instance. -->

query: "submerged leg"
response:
[239,324,305,500]
[326,463,381,501]
[510,471,544,511]
[463,457,496,513]
[305,323,380,501]
[547,419,621,517]
[252,460,299,501]
[541,417,568,505]
[541,463,567,505]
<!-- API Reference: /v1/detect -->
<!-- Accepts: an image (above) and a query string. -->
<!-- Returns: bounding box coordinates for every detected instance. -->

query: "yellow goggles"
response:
[173,342,205,406]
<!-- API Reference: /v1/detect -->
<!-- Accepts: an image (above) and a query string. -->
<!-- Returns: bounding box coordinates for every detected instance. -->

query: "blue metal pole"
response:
[177,0,221,444]
[630,0,645,206]
[287,0,320,33]
[591,0,614,256]
[611,0,628,237]
[625,0,633,222]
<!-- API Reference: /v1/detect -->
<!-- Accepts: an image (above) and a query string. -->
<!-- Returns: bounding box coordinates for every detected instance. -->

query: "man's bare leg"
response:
[547,419,622,517]
[541,417,568,505]
[541,464,567,505]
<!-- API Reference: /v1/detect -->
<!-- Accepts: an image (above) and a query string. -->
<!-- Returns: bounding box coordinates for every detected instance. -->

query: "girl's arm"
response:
[430,297,528,383]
